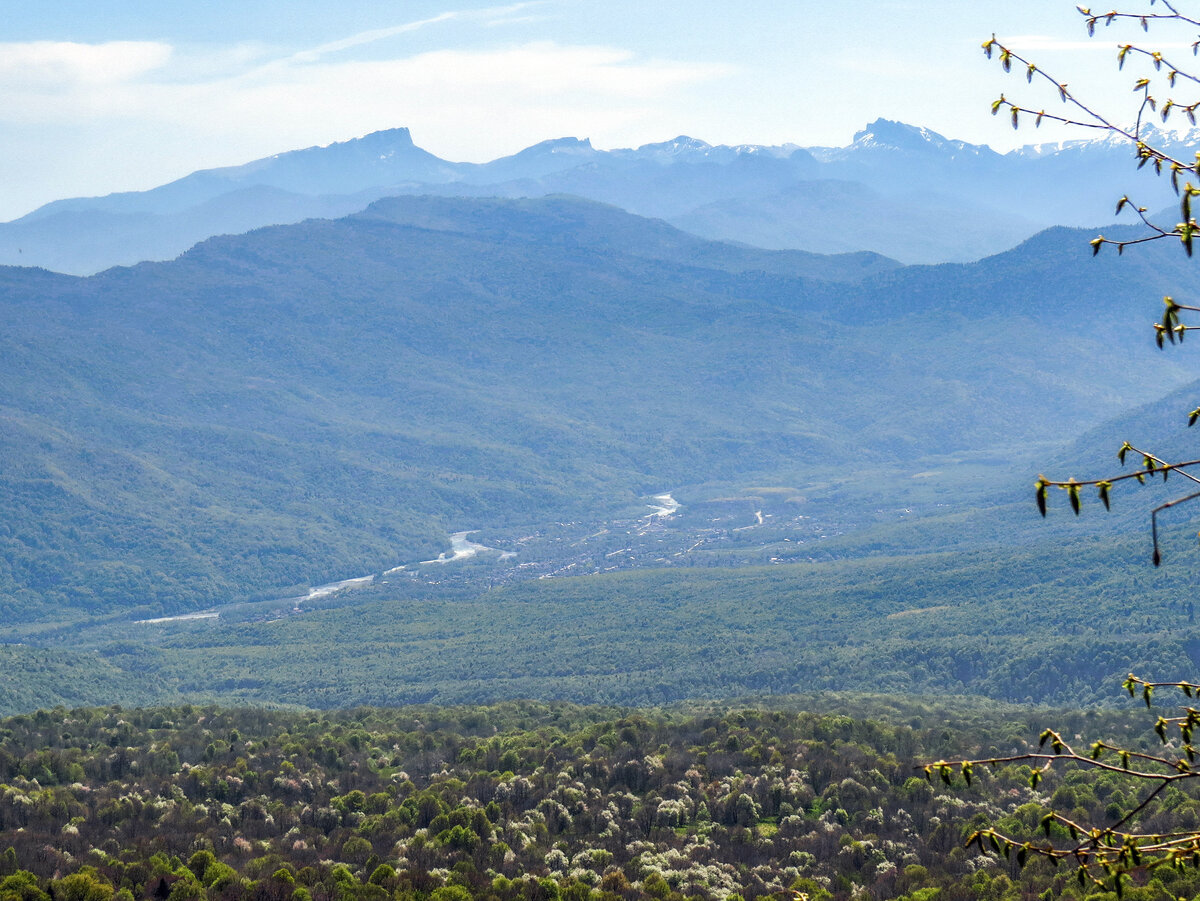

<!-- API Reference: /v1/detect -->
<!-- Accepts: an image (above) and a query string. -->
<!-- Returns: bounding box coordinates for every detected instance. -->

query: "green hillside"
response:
[0,196,1193,625]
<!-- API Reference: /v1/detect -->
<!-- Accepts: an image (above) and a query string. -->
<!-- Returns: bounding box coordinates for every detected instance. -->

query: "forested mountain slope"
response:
[0,196,1193,627]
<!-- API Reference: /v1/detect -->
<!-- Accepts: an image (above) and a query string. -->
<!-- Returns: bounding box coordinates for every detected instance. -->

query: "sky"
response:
[0,1,1179,220]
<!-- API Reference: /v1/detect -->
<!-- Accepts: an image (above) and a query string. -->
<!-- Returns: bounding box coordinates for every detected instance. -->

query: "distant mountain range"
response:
[0,194,1194,622]
[1,119,1191,274]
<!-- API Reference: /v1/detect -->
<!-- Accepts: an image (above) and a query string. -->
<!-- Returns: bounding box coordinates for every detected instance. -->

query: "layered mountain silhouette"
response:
[2,120,1189,273]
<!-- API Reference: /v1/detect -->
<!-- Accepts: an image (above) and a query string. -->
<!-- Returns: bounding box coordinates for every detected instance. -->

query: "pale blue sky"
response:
[0,2,1169,220]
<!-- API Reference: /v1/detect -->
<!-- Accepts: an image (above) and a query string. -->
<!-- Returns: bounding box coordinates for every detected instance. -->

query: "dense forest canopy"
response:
[0,700,1183,901]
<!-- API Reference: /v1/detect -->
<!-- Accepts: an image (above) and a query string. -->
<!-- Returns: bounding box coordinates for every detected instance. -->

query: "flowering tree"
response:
[985,4,1200,564]
[934,5,1200,896]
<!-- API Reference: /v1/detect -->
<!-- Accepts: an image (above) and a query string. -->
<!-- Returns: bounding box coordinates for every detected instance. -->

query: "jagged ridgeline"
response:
[0,700,1178,901]
[3,120,1191,274]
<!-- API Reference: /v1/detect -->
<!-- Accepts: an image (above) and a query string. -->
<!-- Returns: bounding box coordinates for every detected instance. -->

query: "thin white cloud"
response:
[0,33,733,217]
[0,40,171,85]
[163,42,276,82]
[286,2,545,64]
[287,14,460,64]
[0,36,729,128]
[478,2,549,21]
[465,1,549,29]
[157,42,732,159]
